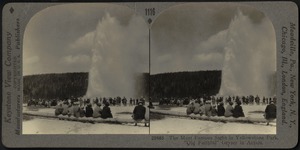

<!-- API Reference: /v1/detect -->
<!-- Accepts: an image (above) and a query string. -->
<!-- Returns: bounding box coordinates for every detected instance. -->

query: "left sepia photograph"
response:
[22,3,150,134]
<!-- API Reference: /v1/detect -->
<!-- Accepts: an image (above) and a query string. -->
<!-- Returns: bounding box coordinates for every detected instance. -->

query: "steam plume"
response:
[86,13,148,98]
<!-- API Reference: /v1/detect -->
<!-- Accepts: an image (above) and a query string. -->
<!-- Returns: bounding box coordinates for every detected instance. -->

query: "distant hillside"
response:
[23,71,222,102]
[150,71,221,100]
[23,72,89,102]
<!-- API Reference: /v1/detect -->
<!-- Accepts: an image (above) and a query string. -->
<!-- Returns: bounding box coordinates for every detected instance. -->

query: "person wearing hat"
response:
[72,101,81,118]
[55,103,64,116]
[233,100,245,118]
[85,103,93,117]
[224,101,234,117]
[217,102,225,116]
[264,100,276,125]
[101,103,113,119]
[61,101,69,116]
[204,100,213,117]
[186,102,195,115]
[79,106,86,118]
[133,101,146,126]
[211,105,218,117]
[193,101,201,114]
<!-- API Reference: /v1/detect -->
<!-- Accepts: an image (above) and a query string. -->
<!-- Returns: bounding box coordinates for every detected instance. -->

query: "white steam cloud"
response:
[219,9,276,97]
[85,13,148,98]
[80,9,275,98]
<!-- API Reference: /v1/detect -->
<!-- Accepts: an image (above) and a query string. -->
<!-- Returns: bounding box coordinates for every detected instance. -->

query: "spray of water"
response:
[219,9,276,97]
[86,13,148,98]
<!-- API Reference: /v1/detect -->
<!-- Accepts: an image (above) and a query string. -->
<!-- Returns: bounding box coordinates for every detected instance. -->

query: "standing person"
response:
[255,95,260,105]
[130,98,133,106]
[245,96,249,105]
[117,97,121,106]
[133,101,146,126]
[242,96,246,104]
[233,101,245,118]
[99,97,103,105]
[85,104,93,117]
[136,99,139,105]
[112,98,116,106]
[95,97,99,105]
[124,98,128,106]
[93,103,102,118]
[264,100,276,125]
[122,97,127,106]
[217,102,225,116]
[103,98,107,105]
[224,101,234,117]
[101,103,113,119]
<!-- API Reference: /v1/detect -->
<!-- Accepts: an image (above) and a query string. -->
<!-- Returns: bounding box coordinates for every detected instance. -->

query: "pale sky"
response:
[23,3,137,75]
[150,3,272,74]
[23,3,274,75]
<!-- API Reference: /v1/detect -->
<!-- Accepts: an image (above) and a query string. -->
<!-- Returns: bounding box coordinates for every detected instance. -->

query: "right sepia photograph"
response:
[149,3,277,134]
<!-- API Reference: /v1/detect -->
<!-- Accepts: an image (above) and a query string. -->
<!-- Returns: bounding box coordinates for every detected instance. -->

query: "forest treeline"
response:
[150,71,221,100]
[23,71,221,101]
[23,72,89,101]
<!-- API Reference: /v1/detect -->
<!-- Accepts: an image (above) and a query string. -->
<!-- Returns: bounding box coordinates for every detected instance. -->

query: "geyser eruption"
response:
[86,13,148,98]
[219,9,276,97]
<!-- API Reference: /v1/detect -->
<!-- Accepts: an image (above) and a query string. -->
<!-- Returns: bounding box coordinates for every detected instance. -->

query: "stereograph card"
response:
[1,1,298,148]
